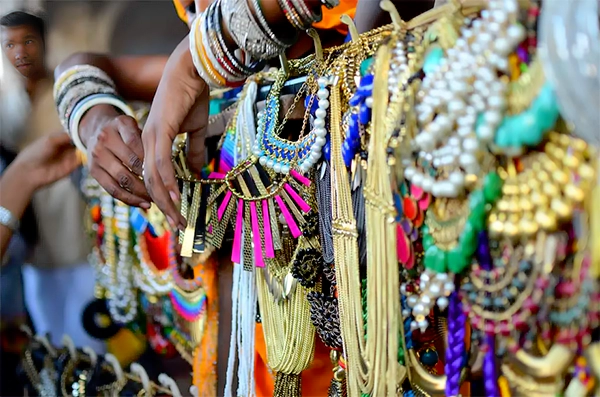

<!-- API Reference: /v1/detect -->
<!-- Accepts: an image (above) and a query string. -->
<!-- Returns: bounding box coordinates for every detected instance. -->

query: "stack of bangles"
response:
[190,0,335,88]
[54,65,136,154]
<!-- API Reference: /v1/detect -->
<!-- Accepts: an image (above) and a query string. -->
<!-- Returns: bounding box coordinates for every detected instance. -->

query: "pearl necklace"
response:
[301,76,331,173]
[133,237,173,296]
[103,196,138,324]
[408,0,525,198]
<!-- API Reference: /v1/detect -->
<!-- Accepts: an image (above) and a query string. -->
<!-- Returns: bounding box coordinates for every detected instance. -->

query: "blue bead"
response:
[359,104,371,125]
[323,140,331,161]
[420,349,439,367]
[349,93,363,107]
[360,74,374,87]
[304,94,311,109]
[348,115,360,139]
[357,85,373,97]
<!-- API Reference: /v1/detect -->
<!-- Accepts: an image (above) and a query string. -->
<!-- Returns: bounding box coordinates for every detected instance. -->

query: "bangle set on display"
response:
[54,65,135,153]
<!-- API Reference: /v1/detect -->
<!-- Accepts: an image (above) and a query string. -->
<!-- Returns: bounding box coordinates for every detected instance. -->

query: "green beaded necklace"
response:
[422,172,503,275]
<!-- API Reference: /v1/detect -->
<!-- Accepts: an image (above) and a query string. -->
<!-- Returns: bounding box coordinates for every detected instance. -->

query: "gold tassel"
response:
[181,183,201,257]
[273,372,302,397]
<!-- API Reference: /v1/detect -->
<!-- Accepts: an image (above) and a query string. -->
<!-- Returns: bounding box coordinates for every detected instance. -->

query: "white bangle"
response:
[69,94,136,154]
[0,205,19,232]
[189,14,224,88]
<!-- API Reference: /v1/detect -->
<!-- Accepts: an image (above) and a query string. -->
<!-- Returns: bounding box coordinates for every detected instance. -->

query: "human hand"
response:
[80,104,151,209]
[142,36,209,230]
[13,132,80,192]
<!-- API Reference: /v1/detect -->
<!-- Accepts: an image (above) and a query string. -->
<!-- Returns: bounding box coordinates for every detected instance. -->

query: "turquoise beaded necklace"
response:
[422,172,503,275]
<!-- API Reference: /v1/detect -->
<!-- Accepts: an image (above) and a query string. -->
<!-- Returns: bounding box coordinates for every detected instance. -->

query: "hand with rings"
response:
[81,104,152,209]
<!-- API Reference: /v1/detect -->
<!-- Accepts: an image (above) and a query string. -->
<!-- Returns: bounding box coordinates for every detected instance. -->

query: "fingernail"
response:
[140,202,151,209]
[170,190,180,203]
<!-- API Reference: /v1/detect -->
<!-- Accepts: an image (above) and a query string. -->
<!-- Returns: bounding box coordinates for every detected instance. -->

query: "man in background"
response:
[1,10,103,353]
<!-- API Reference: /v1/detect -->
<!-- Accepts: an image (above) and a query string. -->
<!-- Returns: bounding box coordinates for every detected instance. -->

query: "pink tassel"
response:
[262,200,275,258]
[250,202,265,267]
[217,190,233,221]
[290,169,311,186]
[275,195,302,238]
[283,183,311,213]
[231,199,244,264]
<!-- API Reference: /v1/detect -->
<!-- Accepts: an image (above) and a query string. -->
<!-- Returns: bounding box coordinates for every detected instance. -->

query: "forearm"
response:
[55,53,168,102]
[0,166,35,260]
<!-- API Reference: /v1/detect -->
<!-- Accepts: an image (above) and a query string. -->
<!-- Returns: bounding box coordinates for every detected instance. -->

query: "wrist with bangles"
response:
[54,65,136,154]
[189,0,336,88]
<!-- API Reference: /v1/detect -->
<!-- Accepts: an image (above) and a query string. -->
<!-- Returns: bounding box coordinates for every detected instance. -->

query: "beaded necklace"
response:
[409,0,525,198]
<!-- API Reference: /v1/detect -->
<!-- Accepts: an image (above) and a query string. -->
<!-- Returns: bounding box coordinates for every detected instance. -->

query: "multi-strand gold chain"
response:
[363,40,403,397]
[329,59,371,396]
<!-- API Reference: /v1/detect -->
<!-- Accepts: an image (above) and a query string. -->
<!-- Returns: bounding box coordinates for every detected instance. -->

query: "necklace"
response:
[363,33,405,397]
[409,0,525,197]
[329,53,369,396]
[252,56,324,175]
[101,195,138,324]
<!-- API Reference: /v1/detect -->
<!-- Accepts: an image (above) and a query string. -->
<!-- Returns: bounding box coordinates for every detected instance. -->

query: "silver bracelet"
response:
[249,0,295,48]
[277,0,306,30]
[0,206,19,232]
[290,0,322,25]
[221,0,285,60]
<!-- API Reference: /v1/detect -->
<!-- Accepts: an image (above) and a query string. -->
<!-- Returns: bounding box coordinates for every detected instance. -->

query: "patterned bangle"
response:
[296,0,323,24]
[211,1,264,77]
[251,0,297,48]
[277,0,305,30]
[201,10,246,83]
[201,14,236,80]
[58,82,115,133]
[221,0,285,60]
[54,65,117,133]
[68,93,136,154]
[189,15,223,88]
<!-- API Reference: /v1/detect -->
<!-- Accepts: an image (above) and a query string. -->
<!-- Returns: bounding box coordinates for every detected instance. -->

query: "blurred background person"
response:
[0,10,101,352]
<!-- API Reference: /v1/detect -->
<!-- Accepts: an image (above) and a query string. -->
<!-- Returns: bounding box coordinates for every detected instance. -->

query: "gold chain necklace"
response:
[329,54,370,396]
[364,37,404,397]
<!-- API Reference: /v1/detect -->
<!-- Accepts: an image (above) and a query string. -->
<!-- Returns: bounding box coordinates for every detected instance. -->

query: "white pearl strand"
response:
[389,38,408,104]
[407,0,525,198]
[133,243,173,296]
[298,76,330,173]
[107,200,138,324]
[403,271,454,332]
[253,77,330,174]
[404,0,525,331]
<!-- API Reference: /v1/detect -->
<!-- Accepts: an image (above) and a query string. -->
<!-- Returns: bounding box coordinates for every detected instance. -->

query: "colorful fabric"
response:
[313,0,357,34]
